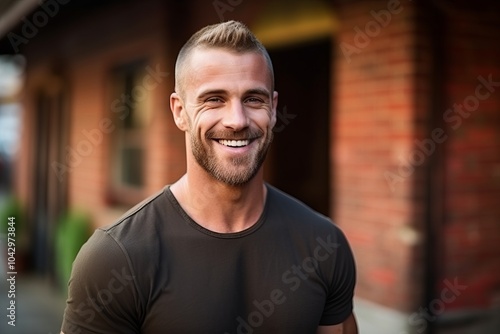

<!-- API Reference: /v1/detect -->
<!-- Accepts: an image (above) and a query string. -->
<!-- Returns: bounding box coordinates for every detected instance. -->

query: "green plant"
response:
[55,210,91,291]
[0,196,24,236]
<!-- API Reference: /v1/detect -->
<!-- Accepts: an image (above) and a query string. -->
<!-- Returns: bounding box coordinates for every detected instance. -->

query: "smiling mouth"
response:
[217,139,251,147]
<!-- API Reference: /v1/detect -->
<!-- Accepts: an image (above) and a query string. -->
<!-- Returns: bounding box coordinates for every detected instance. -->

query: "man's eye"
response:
[207,97,223,103]
[245,97,263,103]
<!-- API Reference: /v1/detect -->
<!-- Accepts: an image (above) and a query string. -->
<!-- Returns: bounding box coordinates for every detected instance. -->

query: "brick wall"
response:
[333,0,426,312]
[440,2,500,309]
[334,0,500,315]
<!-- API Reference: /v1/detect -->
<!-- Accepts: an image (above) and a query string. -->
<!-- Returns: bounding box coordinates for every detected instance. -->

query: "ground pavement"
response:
[0,274,66,334]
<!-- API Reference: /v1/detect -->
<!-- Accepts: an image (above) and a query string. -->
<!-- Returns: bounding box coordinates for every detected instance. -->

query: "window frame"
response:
[105,58,151,207]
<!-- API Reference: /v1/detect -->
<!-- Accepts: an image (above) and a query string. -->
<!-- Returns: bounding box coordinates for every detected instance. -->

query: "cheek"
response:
[191,114,214,139]
[196,110,221,129]
[254,112,275,130]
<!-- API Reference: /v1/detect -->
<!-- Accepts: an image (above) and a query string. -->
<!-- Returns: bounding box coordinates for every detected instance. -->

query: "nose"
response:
[221,100,249,131]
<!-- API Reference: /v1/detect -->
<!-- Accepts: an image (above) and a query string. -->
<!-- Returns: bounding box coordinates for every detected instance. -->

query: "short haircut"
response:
[174,20,274,96]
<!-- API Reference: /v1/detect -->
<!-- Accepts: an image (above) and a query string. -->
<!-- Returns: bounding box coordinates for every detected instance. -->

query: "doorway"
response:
[32,78,69,277]
[266,38,332,216]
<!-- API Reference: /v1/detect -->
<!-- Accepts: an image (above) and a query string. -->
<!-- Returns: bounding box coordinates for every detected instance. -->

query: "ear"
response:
[170,92,189,131]
[270,90,278,129]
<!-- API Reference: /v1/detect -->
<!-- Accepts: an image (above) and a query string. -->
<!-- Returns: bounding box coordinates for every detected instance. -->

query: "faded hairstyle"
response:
[174,20,274,96]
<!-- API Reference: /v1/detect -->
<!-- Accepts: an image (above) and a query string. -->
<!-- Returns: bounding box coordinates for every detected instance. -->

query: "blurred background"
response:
[0,0,499,333]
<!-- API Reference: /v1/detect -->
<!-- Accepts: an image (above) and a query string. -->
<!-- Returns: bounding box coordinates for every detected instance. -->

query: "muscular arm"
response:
[318,225,357,333]
[60,229,141,334]
[317,312,358,334]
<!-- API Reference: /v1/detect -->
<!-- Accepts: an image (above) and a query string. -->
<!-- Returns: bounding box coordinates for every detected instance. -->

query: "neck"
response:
[170,170,267,233]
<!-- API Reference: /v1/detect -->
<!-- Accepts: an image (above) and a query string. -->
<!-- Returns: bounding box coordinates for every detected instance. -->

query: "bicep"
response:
[319,227,357,325]
[317,313,358,334]
[61,230,140,334]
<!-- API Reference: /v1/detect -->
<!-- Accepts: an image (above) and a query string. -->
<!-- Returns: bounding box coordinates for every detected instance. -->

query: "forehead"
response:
[183,47,273,95]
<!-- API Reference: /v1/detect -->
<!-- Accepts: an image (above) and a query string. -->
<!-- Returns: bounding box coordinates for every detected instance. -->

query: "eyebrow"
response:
[196,88,271,101]
[245,88,271,99]
[196,89,227,101]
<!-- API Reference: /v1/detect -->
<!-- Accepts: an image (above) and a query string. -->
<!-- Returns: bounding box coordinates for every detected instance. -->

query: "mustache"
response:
[206,128,264,140]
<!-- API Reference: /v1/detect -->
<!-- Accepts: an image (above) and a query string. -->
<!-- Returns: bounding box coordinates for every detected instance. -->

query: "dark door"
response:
[267,38,332,216]
[32,81,69,277]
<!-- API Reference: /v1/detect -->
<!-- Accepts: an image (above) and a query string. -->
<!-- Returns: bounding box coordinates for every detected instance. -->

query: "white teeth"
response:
[218,139,250,147]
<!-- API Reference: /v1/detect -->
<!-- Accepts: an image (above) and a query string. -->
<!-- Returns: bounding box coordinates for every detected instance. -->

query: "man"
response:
[61,21,357,334]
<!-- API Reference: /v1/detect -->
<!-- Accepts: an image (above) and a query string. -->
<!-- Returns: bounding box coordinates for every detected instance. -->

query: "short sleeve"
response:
[61,229,142,334]
[319,227,356,325]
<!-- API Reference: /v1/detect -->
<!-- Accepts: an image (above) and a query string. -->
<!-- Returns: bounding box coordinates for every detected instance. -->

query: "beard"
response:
[190,127,273,186]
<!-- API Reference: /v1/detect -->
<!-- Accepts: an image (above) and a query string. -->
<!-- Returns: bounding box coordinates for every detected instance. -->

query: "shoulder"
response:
[95,187,173,260]
[75,187,174,292]
[101,187,168,237]
[266,184,352,257]
[70,186,167,286]
[266,184,333,229]
[64,188,172,325]
[64,228,143,332]
[97,186,174,277]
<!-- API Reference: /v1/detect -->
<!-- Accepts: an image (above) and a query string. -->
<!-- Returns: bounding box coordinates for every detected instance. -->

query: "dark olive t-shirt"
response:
[61,184,356,334]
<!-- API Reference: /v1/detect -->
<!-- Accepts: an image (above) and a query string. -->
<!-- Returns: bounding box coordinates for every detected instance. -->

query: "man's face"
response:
[176,48,277,186]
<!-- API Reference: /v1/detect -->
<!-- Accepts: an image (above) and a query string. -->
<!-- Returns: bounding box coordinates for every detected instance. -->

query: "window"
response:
[107,60,150,205]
